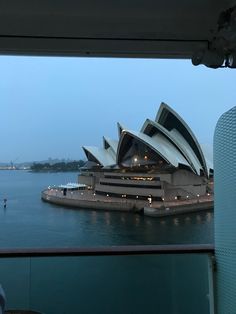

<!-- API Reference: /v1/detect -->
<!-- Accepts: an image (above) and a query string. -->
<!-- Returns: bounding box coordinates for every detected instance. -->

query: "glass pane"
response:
[0,253,212,313]
[27,254,211,314]
[0,258,30,310]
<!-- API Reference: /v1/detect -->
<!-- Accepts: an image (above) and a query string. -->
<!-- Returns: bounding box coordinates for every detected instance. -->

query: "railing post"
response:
[207,254,215,314]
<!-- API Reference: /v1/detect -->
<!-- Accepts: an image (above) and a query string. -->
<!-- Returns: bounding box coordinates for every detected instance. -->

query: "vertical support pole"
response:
[207,254,215,314]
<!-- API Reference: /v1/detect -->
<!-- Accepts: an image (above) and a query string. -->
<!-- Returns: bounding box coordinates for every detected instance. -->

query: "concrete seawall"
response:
[42,189,214,216]
[144,201,213,217]
[41,190,142,212]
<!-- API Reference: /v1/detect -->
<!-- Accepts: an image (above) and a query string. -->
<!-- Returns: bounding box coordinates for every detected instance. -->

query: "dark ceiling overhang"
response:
[0,0,235,66]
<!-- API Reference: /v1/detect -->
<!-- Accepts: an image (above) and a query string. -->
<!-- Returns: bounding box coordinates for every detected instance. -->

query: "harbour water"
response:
[0,170,214,248]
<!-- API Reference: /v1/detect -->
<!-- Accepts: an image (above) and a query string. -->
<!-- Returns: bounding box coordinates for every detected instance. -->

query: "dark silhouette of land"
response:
[30,160,85,172]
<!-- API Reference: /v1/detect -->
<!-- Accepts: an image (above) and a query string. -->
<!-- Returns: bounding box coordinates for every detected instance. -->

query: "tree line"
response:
[30,160,85,172]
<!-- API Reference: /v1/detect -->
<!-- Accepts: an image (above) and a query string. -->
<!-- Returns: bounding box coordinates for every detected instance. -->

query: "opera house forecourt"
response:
[42,103,214,216]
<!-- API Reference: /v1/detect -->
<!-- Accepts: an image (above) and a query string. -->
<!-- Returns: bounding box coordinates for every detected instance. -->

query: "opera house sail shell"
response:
[79,103,213,202]
[155,103,208,176]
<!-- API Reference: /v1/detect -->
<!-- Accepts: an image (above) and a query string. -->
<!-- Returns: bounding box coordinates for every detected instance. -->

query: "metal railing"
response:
[0,245,215,314]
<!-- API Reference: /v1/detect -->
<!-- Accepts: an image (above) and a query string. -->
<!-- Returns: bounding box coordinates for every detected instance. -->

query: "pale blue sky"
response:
[0,56,235,162]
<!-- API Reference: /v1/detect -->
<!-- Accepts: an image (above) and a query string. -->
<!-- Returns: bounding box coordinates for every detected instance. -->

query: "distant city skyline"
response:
[0,56,235,162]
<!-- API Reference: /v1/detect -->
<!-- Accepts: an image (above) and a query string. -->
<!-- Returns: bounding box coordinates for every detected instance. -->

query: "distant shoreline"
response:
[30,161,85,172]
[0,168,26,171]
[0,169,79,172]
[29,170,80,173]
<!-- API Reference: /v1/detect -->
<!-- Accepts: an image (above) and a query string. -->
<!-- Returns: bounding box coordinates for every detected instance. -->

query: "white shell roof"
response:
[156,102,208,176]
[201,144,213,174]
[117,130,191,169]
[141,118,202,175]
[103,137,118,157]
[82,103,211,176]
[117,122,126,137]
[82,146,116,167]
[169,128,204,175]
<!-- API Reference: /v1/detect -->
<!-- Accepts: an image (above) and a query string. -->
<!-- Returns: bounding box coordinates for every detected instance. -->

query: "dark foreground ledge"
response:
[0,244,214,258]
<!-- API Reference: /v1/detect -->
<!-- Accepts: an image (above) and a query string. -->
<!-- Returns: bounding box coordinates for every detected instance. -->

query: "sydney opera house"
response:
[78,103,213,203]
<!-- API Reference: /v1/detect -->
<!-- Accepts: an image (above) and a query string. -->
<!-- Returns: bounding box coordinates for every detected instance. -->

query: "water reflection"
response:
[196,215,201,223]
[91,211,97,224]
[120,214,126,223]
[135,215,140,226]
[145,220,152,226]
[105,212,111,225]
[185,216,191,224]
[173,218,179,226]
[206,212,212,222]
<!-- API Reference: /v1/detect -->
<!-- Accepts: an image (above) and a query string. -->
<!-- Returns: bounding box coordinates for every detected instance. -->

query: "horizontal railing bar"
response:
[0,244,214,258]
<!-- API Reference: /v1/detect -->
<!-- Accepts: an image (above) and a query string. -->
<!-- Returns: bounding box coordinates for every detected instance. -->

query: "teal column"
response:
[214,106,236,313]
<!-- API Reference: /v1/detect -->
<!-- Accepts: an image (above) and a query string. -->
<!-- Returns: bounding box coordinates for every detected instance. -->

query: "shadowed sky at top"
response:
[0,56,235,162]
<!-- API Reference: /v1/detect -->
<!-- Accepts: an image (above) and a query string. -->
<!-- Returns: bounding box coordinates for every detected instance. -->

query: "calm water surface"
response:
[0,170,214,248]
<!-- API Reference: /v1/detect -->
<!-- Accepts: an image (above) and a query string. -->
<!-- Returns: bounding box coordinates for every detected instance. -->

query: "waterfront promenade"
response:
[42,188,146,212]
[42,188,214,217]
